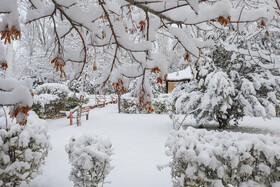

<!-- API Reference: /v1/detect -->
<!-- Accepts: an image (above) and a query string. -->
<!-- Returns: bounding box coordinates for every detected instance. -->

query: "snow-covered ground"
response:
[31,104,173,187]
[30,103,280,187]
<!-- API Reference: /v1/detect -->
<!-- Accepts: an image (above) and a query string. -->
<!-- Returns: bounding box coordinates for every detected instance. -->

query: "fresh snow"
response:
[28,103,280,187]
[30,104,173,187]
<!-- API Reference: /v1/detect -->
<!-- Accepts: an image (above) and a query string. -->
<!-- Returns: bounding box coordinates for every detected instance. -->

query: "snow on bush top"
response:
[166,127,280,186]
[0,110,51,149]
[166,127,280,168]
[33,94,59,106]
[65,135,113,187]
[34,83,70,98]
[166,127,280,187]
[0,110,51,186]
[65,135,113,169]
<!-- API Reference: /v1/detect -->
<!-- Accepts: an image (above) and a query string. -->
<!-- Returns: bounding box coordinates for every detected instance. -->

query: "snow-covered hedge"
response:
[65,135,113,187]
[34,83,70,98]
[32,93,65,118]
[33,83,70,118]
[166,127,280,187]
[0,110,51,186]
[121,93,175,114]
[33,83,89,118]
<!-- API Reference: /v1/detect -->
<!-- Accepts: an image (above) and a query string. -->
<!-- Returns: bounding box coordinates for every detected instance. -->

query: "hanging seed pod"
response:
[0,25,21,44]
[138,20,146,32]
[112,79,126,94]
[218,16,231,26]
[0,62,8,70]
[51,54,66,78]
[151,67,161,73]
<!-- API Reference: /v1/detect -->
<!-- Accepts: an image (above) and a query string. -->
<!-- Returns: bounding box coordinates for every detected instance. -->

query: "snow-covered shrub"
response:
[32,94,64,118]
[120,93,145,113]
[166,127,280,187]
[64,92,89,111]
[34,83,70,98]
[0,110,51,186]
[33,83,71,118]
[121,93,175,114]
[153,94,176,114]
[33,83,90,118]
[65,135,113,187]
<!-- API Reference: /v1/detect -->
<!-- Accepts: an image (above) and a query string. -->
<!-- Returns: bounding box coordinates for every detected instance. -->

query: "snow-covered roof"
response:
[167,66,193,81]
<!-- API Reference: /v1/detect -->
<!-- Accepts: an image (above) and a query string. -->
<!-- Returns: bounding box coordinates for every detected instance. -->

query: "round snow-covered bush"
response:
[0,110,51,186]
[65,135,113,187]
[33,83,70,118]
[166,127,280,187]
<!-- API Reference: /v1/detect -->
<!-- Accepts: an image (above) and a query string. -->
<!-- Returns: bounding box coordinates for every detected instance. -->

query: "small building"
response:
[166,66,193,93]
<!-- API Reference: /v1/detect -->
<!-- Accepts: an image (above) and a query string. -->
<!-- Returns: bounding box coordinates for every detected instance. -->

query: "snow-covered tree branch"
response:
[1,0,279,114]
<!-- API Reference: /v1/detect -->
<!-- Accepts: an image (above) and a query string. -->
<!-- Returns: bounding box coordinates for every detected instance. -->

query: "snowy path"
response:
[31,104,173,187]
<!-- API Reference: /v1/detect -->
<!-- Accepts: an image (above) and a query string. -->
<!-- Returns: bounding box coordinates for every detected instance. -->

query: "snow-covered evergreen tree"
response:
[175,31,280,128]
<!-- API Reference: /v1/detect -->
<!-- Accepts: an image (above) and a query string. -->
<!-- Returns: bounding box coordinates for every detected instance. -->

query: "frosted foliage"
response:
[121,93,175,114]
[175,71,235,127]
[33,94,59,107]
[8,0,275,108]
[0,110,51,186]
[174,30,280,127]
[65,135,113,187]
[166,127,280,187]
[1,0,279,112]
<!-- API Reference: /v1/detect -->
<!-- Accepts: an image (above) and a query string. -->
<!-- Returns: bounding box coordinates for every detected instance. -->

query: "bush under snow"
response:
[165,127,280,187]
[65,135,113,187]
[33,83,70,118]
[33,83,89,118]
[0,110,51,186]
[121,93,175,114]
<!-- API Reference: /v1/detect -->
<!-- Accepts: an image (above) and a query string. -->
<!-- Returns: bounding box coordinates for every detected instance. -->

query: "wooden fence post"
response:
[70,114,73,125]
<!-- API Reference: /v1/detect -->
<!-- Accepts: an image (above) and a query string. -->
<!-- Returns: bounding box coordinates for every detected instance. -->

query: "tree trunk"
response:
[217,115,229,129]
[118,93,121,113]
